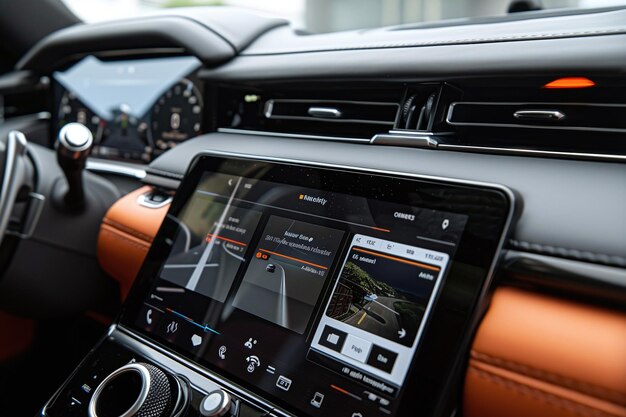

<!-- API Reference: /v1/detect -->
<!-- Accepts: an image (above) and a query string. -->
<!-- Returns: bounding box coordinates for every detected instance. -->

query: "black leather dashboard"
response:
[1,5,624,416]
[241,7,626,55]
[18,6,626,79]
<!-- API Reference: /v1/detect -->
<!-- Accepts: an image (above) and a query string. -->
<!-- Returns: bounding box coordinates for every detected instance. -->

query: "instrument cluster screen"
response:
[52,55,203,163]
[121,155,513,417]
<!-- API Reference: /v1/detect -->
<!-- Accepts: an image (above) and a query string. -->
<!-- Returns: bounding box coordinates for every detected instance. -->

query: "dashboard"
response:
[0,5,624,417]
[53,56,204,163]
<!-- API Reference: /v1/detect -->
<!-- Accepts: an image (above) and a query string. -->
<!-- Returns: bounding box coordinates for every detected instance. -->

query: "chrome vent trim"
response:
[216,129,626,162]
[263,98,398,125]
[437,143,626,162]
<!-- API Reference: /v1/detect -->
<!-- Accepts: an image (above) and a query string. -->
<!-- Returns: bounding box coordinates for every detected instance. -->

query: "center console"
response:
[41,152,515,417]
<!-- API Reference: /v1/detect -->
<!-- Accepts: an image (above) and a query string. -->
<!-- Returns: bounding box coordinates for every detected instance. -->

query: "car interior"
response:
[0,1,624,416]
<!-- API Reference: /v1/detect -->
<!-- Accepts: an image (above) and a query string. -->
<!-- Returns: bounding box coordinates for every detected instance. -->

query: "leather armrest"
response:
[97,186,169,300]
[464,287,626,417]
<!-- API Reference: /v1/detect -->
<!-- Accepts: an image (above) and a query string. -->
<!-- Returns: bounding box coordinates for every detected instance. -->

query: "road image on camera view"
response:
[233,216,344,334]
[159,191,262,302]
[326,246,441,347]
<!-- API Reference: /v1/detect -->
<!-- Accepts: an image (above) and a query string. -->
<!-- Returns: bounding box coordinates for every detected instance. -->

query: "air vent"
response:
[218,86,403,140]
[0,74,48,122]
[264,99,398,126]
[394,84,460,134]
[439,78,626,159]
[217,79,625,159]
[399,89,439,131]
[447,102,626,132]
[1,88,47,121]
[369,84,461,148]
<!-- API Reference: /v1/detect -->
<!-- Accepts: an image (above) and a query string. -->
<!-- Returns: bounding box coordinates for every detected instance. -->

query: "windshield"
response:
[62,0,626,32]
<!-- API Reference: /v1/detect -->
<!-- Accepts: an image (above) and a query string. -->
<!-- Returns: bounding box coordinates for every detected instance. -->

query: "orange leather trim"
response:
[97,186,169,300]
[464,287,626,417]
[0,310,34,361]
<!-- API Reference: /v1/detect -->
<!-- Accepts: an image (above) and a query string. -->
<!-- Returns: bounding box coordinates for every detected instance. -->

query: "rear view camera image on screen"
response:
[310,234,449,386]
[232,216,344,334]
[160,193,262,302]
[326,245,440,347]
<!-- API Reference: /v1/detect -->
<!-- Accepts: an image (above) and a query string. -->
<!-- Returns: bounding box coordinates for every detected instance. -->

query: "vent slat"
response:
[218,86,404,139]
[264,99,398,125]
[397,86,443,132]
[448,102,626,133]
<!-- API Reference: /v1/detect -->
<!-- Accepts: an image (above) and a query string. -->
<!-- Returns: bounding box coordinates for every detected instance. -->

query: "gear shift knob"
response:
[56,123,93,209]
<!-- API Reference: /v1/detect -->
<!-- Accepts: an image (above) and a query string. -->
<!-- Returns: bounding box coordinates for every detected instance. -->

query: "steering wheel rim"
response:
[0,131,30,247]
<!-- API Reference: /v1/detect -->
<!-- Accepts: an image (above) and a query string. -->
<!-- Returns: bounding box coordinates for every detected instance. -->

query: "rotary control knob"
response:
[199,389,232,417]
[58,122,93,157]
[88,362,187,417]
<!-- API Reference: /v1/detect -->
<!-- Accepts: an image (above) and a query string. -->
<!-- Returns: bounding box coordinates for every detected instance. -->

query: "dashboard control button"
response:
[200,389,232,417]
[166,320,179,334]
[275,375,292,391]
[141,304,162,332]
[318,325,347,352]
[310,392,325,408]
[218,345,227,360]
[246,355,261,373]
[341,334,372,363]
[191,334,203,347]
[366,345,398,373]
[244,338,257,349]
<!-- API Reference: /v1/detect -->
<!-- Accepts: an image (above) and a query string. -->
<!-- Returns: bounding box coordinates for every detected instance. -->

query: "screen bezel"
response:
[120,151,516,417]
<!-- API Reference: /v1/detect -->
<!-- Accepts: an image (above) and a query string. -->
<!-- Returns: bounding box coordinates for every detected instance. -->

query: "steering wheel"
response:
[0,130,34,247]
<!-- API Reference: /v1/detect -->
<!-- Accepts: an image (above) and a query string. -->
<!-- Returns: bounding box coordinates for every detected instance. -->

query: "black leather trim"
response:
[240,8,626,55]
[146,132,626,270]
[145,167,184,181]
[244,27,626,55]
[202,33,626,83]
[17,7,287,71]
[502,250,626,307]
[508,240,626,269]
[0,70,41,95]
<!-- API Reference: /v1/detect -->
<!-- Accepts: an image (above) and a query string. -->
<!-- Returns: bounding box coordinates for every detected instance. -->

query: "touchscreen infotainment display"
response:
[121,154,513,417]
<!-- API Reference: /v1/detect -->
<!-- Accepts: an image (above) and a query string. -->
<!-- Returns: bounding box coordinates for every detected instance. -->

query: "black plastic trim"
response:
[502,250,626,307]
